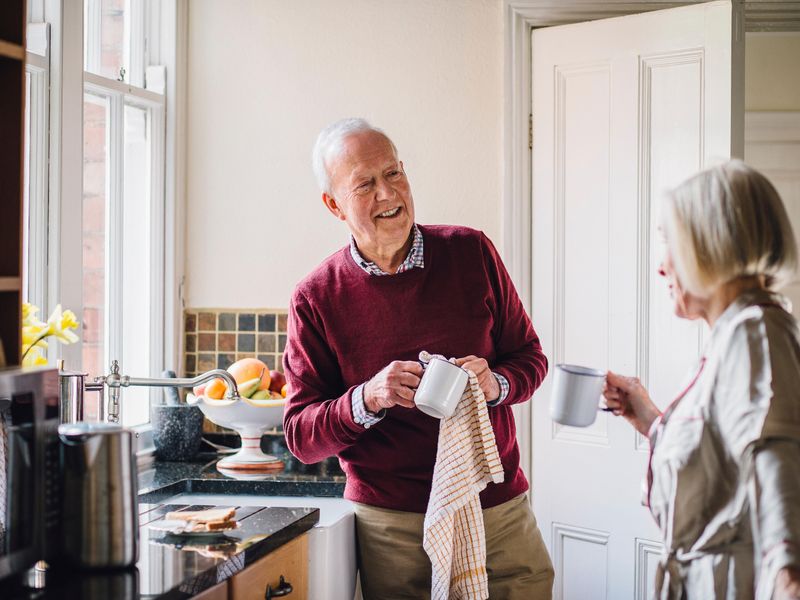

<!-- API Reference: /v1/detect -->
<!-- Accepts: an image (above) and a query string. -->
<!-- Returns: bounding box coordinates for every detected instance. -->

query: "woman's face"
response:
[659,247,706,321]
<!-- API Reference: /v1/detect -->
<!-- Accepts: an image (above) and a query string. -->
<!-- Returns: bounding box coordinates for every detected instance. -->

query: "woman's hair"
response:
[662,159,798,296]
[312,118,396,195]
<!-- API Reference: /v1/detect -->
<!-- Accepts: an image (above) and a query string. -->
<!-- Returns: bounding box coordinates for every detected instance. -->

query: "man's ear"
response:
[322,192,346,221]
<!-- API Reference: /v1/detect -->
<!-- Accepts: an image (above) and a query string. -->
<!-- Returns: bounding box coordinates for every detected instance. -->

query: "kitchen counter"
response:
[139,448,346,501]
[10,447,347,599]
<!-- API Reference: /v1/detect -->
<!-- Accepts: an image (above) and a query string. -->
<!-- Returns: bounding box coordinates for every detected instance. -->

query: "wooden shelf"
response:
[0,277,21,292]
[0,39,24,61]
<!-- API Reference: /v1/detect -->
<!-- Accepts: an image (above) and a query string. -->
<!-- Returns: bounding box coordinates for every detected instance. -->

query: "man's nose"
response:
[375,178,396,201]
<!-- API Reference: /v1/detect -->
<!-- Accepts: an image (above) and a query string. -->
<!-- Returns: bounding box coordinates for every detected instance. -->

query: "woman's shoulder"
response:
[712,300,800,451]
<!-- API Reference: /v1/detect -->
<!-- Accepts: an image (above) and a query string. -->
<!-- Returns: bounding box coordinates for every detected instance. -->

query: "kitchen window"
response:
[22,0,170,429]
[80,0,166,426]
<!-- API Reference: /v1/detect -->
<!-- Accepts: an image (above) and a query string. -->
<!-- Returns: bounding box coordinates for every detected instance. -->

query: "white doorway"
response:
[528,2,743,598]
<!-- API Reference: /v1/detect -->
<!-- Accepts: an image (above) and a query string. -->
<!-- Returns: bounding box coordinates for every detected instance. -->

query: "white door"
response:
[531,2,744,599]
[745,111,800,317]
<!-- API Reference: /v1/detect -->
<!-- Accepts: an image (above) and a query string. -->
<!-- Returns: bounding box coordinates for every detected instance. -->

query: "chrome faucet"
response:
[100,360,241,423]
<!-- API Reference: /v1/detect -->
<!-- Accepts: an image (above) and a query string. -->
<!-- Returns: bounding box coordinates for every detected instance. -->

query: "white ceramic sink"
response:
[164,493,357,600]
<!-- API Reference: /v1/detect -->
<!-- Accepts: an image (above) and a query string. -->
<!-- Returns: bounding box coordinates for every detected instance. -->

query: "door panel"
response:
[531,2,743,598]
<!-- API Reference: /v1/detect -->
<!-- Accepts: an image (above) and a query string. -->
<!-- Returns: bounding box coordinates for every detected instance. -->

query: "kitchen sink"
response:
[161,492,357,600]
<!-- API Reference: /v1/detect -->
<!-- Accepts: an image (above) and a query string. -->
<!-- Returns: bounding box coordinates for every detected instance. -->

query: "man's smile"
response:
[376,207,401,218]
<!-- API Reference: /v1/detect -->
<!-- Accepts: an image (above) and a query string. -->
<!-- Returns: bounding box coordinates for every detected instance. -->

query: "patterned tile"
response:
[185,333,196,353]
[237,333,255,352]
[218,312,236,331]
[238,313,256,331]
[185,313,196,332]
[198,353,215,372]
[277,313,288,332]
[198,312,216,331]
[257,334,276,353]
[216,333,234,352]
[258,313,276,332]
[217,353,235,370]
[198,333,216,352]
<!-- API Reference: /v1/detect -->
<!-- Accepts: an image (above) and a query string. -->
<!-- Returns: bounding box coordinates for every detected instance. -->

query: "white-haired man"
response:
[283,118,554,599]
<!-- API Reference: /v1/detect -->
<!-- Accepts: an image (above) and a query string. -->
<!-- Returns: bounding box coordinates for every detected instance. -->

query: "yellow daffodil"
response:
[21,302,80,366]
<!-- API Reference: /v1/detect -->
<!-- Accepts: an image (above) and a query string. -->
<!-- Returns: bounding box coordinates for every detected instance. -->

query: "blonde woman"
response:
[604,160,800,600]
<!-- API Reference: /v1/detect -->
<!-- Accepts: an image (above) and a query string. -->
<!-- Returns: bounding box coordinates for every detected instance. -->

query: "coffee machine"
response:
[0,367,61,585]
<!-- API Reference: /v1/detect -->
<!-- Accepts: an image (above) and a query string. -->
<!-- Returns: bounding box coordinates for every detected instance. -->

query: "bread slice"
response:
[165,507,236,524]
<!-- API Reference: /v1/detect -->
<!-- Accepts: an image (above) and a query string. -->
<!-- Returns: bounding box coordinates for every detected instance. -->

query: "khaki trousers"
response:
[354,494,554,600]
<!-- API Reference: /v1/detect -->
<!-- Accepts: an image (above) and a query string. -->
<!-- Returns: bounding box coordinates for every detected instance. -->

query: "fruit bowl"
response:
[186,393,285,471]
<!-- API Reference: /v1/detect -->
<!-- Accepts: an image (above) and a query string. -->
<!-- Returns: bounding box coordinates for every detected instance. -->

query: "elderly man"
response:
[283,118,554,599]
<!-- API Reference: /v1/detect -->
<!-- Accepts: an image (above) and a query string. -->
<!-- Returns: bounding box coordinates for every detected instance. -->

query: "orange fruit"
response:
[205,377,227,400]
[281,383,288,398]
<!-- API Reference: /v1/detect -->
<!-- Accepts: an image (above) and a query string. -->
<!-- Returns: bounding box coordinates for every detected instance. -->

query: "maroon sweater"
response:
[283,225,548,512]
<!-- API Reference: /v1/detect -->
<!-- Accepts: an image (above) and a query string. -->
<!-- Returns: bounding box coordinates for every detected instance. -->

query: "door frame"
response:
[503,0,800,489]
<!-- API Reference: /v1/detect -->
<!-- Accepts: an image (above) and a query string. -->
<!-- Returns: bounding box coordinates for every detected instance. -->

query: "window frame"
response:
[23,24,51,316]
[82,72,166,426]
[26,0,177,437]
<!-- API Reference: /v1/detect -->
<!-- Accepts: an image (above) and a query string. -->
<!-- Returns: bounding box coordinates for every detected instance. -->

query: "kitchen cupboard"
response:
[192,581,228,600]
[0,0,26,366]
[228,533,309,600]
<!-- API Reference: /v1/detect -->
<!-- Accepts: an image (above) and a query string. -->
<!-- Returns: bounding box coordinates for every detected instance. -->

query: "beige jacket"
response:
[649,290,800,600]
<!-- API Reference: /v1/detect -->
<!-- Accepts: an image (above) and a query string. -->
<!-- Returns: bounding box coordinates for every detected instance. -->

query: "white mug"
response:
[414,357,470,419]
[549,364,606,427]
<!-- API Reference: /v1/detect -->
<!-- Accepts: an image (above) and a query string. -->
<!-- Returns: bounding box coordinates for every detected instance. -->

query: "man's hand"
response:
[363,360,424,413]
[454,355,500,402]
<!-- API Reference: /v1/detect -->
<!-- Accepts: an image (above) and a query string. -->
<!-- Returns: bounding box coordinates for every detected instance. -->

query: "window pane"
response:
[84,0,128,81]
[82,93,109,385]
[121,104,152,426]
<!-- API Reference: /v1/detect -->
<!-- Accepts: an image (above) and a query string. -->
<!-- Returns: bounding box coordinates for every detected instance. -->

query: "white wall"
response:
[745,33,800,111]
[185,0,503,309]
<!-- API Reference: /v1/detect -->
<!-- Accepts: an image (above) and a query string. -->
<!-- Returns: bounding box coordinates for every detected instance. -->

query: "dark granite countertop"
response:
[140,448,346,501]
[37,502,319,599]
[10,443,347,599]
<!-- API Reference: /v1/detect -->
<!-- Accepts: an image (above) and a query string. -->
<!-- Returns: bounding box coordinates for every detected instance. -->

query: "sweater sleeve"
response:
[282,287,371,464]
[479,232,548,406]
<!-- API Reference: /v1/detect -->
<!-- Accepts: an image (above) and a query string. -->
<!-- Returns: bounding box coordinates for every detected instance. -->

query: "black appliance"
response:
[0,367,61,585]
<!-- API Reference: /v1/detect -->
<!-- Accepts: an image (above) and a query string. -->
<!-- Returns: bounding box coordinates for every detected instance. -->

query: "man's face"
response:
[323,131,415,252]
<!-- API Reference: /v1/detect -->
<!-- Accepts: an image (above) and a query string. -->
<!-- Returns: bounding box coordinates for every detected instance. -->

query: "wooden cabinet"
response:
[228,533,309,600]
[191,581,228,600]
[0,0,26,367]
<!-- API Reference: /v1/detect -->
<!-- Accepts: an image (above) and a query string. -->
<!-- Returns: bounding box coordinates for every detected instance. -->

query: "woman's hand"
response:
[776,567,800,600]
[603,371,661,436]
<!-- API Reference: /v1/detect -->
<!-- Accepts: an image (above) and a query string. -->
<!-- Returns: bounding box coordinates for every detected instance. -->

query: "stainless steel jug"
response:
[58,361,106,423]
[59,423,138,568]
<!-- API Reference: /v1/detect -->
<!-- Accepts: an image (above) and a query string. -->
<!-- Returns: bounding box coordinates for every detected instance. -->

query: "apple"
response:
[269,369,286,393]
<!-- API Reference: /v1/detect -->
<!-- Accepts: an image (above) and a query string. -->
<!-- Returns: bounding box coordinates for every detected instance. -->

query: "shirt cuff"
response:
[487,372,510,407]
[351,383,386,428]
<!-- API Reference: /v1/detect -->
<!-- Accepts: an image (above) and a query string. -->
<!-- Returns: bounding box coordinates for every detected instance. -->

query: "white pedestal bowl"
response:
[186,393,285,471]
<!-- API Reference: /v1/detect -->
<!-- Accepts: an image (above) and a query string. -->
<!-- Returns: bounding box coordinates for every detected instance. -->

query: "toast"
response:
[165,507,236,524]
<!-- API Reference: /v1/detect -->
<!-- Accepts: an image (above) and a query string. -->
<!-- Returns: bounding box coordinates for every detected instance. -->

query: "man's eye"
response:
[357,182,371,192]
[387,170,400,178]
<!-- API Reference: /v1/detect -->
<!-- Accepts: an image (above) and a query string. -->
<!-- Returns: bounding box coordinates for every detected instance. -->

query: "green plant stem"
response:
[21,331,50,362]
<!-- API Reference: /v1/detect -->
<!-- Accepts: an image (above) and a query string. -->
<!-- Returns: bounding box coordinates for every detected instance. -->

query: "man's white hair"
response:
[312,118,396,195]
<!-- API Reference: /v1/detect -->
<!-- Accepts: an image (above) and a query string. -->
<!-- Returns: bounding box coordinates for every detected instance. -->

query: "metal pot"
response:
[59,423,138,568]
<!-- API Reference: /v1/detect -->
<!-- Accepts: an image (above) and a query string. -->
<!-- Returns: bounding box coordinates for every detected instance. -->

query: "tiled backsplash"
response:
[184,308,288,434]
[184,308,288,378]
